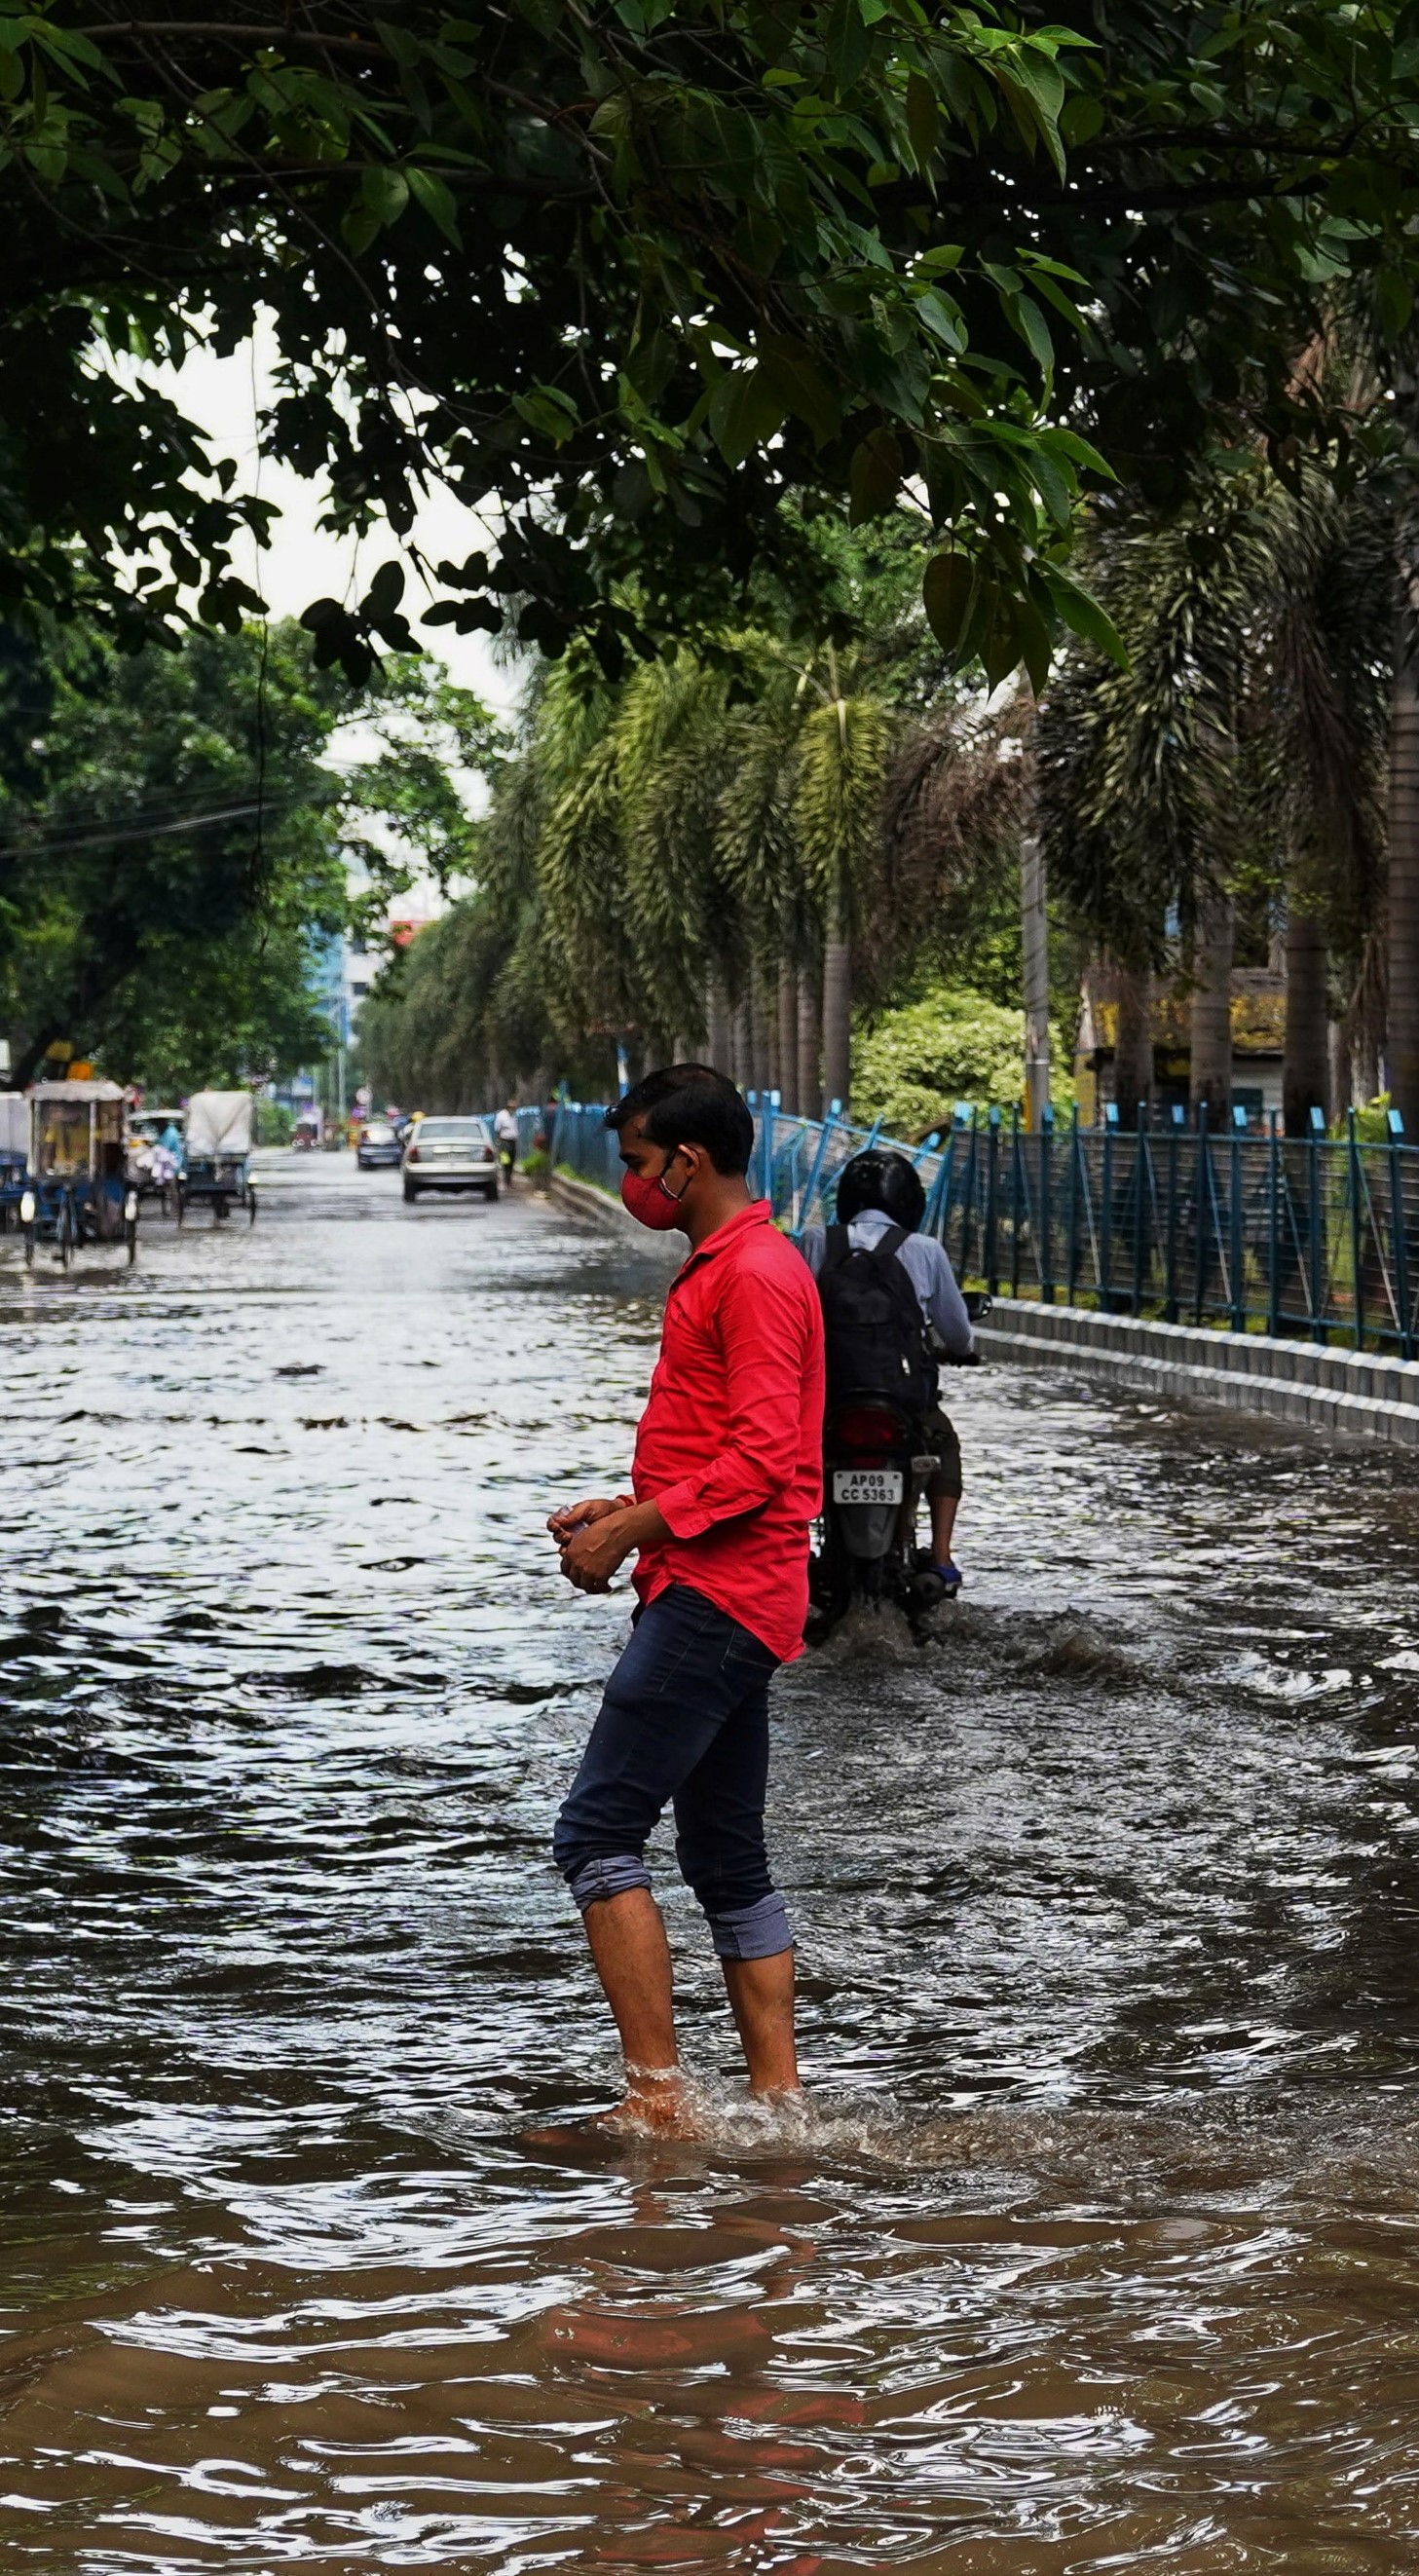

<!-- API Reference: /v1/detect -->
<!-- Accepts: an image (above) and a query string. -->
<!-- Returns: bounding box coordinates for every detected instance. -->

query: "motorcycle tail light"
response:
[834,1405,900,1450]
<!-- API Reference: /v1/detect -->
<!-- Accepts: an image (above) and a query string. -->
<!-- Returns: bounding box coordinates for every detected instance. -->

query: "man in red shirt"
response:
[548,1064,825,2133]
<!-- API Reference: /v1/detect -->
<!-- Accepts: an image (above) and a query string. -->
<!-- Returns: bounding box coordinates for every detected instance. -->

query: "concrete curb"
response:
[547,1170,681,1258]
[977,1297,1419,1447]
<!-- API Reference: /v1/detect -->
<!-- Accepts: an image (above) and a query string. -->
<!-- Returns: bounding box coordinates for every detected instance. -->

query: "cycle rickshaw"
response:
[21,1081,138,1267]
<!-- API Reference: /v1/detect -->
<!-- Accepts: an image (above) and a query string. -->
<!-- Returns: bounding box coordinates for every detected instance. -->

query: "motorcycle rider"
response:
[799,1148,974,1595]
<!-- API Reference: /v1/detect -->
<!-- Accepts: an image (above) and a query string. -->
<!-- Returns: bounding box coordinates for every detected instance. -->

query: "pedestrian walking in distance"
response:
[494,1099,519,1184]
[548,1064,825,2134]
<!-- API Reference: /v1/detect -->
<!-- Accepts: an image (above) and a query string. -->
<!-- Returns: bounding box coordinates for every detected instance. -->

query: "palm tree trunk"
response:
[705,972,732,1074]
[777,965,799,1114]
[822,929,851,1115]
[1283,902,1329,1137]
[1189,883,1234,1119]
[1113,965,1153,1124]
[763,973,781,1097]
[1021,831,1051,1128]
[797,980,821,1121]
[730,1001,750,1092]
[1387,600,1419,1133]
[1327,1019,1348,1117]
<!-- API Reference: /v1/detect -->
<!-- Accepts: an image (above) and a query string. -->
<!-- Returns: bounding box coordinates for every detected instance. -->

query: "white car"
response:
[402,1117,499,1203]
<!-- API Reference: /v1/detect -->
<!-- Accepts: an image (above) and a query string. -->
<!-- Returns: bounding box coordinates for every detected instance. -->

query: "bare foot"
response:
[596,2072,701,2139]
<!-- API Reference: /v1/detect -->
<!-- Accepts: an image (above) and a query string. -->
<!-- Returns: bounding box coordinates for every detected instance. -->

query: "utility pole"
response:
[1021,831,1051,1128]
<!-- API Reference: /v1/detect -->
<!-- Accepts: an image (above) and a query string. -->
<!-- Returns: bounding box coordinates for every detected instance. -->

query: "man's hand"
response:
[546,1495,624,1546]
[559,1506,638,1594]
[552,1496,673,1595]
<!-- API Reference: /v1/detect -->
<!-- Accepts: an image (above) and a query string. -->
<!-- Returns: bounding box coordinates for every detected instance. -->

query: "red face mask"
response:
[620,1153,690,1230]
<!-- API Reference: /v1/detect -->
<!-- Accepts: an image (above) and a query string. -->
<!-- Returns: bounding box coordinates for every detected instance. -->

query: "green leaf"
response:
[374,19,421,69]
[1012,590,1054,693]
[709,364,788,467]
[922,550,977,653]
[1030,443,1073,528]
[980,594,1024,690]
[1042,566,1129,667]
[824,0,873,94]
[359,162,409,227]
[1007,291,1055,378]
[363,560,406,617]
[905,68,939,168]
[761,335,841,445]
[848,426,902,523]
[1376,268,1414,336]
[407,164,461,244]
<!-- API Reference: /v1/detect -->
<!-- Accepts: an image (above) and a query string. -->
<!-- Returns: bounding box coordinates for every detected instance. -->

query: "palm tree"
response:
[1039,466,1392,1131]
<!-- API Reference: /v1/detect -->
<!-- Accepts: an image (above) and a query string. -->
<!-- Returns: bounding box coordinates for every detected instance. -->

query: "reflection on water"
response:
[5,1154,1419,2568]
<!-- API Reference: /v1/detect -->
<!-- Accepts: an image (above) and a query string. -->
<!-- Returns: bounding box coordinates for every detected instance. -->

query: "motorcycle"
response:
[805,1291,990,1645]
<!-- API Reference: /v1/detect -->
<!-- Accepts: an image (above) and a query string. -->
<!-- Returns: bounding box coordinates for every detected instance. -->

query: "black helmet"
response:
[834,1147,925,1232]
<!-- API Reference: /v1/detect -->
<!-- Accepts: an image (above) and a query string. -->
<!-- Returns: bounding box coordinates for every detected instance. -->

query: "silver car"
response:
[401,1116,499,1203]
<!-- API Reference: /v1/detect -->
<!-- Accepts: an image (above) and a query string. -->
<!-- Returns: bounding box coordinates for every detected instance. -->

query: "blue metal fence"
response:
[550,1094,1419,1359]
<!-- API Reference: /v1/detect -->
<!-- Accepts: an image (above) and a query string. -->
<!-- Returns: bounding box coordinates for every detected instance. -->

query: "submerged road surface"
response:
[6,1153,1419,2570]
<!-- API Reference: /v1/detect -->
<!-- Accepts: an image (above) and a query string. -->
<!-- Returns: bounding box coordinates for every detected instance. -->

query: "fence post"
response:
[1164,1104,1182,1324]
[1009,1105,1022,1298]
[1132,1104,1148,1316]
[1193,1101,1210,1325]
[1348,1105,1364,1353]
[959,1109,980,1282]
[761,1091,777,1204]
[925,1129,953,1249]
[1308,1102,1326,1345]
[1101,1101,1117,1312]
[980,1108,996,1295]
[1039,1101,1055,1302]
[801,1109,838,1230]
[1229,1103,1246,1334]
[1065,1102,1081,1304]
[1267,1108,1281,1339]
[1389,1108,1412,1362]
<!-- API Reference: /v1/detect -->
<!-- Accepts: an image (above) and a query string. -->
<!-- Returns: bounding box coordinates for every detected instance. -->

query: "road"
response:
[4,1152,1419,2569]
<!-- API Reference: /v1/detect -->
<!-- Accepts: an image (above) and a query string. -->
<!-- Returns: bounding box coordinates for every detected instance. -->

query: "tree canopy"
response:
[4,0,1419,689]
[0,619,502,1089]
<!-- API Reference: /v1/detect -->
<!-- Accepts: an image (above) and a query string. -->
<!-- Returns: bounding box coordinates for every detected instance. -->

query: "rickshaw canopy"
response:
[186,1091,253,1159]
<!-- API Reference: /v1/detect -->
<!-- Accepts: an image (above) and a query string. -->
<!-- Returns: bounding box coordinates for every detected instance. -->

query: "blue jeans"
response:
[553,1583,794,1960]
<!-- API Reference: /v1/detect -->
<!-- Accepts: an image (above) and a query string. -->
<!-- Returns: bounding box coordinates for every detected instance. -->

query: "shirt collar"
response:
[673,1197,772,1281]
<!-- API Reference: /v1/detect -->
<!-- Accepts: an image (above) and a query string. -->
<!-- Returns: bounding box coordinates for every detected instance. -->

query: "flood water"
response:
[6,1153,1419,2571]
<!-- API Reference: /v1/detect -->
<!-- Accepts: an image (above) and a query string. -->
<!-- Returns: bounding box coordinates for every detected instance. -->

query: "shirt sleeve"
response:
[916,1239,975,1358]
[798,1226,826,1277]
[651,1262,816,1540]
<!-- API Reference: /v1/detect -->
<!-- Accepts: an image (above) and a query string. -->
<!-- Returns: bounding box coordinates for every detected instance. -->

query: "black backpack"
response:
[817,1223,937,1413]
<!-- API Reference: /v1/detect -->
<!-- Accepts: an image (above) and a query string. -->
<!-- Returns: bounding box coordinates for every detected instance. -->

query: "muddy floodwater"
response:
[7,1153,1419,2572]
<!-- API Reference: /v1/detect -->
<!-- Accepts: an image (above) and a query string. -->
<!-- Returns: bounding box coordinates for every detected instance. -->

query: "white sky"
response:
[166,329,523,723]
[161,328,528,922]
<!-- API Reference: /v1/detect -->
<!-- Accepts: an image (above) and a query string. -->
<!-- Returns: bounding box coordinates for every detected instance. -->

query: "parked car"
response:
[357,1120,403,1170]
[402,1116,499,1203]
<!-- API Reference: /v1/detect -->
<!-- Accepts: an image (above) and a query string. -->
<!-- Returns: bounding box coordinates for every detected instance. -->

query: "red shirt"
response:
[628,1200,825,1663]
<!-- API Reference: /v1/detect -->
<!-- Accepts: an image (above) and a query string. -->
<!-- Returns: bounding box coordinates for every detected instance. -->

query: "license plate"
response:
[832,1469,905,1505]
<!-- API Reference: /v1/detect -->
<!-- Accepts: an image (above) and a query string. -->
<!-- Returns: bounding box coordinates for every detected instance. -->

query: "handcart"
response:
[21,1081,138,1268]
[177,1091,256,1224]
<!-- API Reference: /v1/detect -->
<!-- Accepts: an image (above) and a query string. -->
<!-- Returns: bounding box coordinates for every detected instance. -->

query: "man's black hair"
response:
[605,1063,754,1176]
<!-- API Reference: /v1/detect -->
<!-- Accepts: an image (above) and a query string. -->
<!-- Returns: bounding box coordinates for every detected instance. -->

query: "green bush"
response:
[853,986,1075,1136]
[255,1099,295,1146]
[1344,1094,1394,1144]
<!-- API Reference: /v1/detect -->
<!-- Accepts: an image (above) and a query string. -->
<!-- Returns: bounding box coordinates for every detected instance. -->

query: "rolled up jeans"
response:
[553,1582,794,1960]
